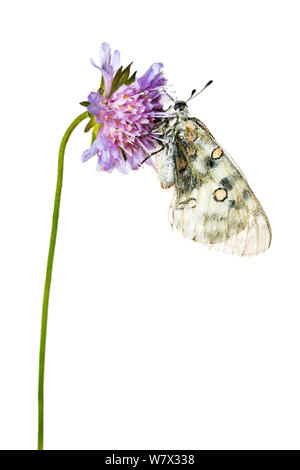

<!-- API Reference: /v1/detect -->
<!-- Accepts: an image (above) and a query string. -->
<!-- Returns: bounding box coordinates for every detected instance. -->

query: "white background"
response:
[0,0,299,450]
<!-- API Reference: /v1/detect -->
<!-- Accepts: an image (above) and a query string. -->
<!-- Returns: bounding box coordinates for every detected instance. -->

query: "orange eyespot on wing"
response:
[212,147,223,160]
[185,121,197,142]
[185,121,196,131]
[214,188,228,202]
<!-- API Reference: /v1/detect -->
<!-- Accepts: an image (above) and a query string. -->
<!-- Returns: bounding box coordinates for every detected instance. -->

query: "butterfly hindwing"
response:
[157,116,271,256]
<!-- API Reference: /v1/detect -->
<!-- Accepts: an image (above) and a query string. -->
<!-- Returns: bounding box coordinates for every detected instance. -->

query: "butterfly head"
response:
[173,100,190,119]
[174,100,187,111]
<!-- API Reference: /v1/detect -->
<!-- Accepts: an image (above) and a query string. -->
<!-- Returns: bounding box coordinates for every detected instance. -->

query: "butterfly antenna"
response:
[186,80,213,102]
[163,87,175,102]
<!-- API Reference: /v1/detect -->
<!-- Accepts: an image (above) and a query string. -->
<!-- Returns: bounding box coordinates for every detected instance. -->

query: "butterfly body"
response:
[157,102,271,256]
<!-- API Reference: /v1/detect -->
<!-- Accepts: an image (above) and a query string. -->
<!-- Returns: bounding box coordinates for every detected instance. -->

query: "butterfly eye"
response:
[174,100,187,110]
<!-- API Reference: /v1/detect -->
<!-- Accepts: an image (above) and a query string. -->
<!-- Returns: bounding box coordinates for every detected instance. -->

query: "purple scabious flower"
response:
[81,43,172,173]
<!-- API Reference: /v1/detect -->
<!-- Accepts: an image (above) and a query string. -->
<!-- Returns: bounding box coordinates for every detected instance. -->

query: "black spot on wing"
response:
[203,157,217,169]
[228,199,235,208]
[177,197,197,209]
[220,177,233,190]
[243,189,250,200]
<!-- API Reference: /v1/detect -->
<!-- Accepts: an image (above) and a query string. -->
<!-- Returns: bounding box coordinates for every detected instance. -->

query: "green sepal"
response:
[80,101,90,107]
[97,76,105,95]
[121,148,127,161]
[110,66,123,96]
[84,116,96,133]
[119,62,132,87]
[101,63,137,97]
[126,71,136,85]
[100,75,105,91]
[91,123,100,144]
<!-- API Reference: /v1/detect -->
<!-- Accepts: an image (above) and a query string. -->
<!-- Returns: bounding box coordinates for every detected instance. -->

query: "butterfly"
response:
[155,84,271,256]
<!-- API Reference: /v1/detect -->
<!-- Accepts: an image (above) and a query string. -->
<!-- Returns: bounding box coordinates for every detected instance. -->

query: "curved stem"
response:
[38,111,89,450]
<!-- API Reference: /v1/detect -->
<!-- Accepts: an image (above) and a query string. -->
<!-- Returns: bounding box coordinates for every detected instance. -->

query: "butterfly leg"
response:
[139,142,167,166]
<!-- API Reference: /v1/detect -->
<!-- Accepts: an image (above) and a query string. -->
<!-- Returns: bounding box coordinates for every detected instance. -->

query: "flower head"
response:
[81,43,172,173]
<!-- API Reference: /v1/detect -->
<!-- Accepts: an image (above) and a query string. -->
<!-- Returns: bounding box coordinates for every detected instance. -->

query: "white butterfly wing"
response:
[158,118,271,256]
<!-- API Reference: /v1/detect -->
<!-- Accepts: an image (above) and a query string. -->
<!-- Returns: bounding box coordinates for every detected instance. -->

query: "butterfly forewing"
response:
[157,114,271,256]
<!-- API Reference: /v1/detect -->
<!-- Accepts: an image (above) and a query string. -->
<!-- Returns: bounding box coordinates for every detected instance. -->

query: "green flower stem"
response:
[38,111,89,450]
